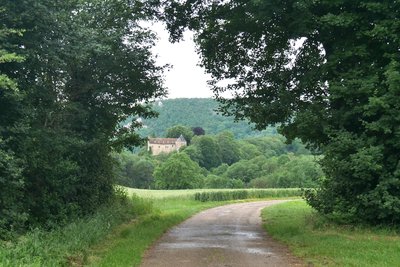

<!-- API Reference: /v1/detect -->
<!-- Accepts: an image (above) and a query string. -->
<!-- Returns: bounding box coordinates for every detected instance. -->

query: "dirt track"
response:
[141,200,304,267]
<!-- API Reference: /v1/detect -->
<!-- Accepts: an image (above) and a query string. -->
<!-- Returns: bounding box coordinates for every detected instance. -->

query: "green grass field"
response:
[262,201,400,267]
[123,187,301,199]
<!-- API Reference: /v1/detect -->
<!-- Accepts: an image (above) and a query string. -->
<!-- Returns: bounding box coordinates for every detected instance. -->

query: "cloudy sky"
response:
[150,22,214,99]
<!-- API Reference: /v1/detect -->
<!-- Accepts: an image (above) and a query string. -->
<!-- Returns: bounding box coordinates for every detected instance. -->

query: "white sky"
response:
[149,22,214,99]
[148,22,307,100]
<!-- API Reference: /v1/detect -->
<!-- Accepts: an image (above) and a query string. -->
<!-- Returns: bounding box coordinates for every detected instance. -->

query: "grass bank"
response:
[262,201,400,267]
[0,194,151,266]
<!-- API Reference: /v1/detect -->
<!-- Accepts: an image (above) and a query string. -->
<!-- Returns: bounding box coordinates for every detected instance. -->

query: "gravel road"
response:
[141,200,304,267]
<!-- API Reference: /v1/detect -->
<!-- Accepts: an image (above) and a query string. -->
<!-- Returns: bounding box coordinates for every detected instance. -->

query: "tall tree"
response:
[164,0,400,223]
[154,153,204,189]
[224,160,259,183]
[192,126,205,136]
[166,124,194,143]
[216,131,241,165]
[0,16,26,237]
[114,152,155,189]
[191,135,222,170]
[1,0,165,232]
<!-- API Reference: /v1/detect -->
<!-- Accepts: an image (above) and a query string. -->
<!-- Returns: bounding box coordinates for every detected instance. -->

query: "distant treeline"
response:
[114,132,323,190]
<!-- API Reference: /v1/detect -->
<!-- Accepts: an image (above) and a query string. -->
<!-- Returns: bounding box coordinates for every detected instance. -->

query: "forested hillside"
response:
[136,98,277,138]
[114,133,320,190]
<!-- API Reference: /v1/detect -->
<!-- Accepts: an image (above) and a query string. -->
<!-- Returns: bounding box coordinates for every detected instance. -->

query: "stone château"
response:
[147,135,187,155]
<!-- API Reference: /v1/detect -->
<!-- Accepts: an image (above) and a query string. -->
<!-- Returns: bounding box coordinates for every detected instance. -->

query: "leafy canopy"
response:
[166,125,194,143]
[154,153,204,189]
[163,0,400,224]
[0,0,165,237]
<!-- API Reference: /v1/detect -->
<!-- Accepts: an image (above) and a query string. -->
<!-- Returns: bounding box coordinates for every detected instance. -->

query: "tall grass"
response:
[194,188,301,202]
[123,187,205,199]
[0,194,152,267]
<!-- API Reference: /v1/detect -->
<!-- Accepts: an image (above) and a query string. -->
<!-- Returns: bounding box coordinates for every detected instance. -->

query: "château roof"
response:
[148,135,187,145]
[177,134,186,142]
[148,138,178,145]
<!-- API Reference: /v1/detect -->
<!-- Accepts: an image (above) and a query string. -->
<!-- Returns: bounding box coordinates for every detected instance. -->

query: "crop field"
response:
[123,187,302,199]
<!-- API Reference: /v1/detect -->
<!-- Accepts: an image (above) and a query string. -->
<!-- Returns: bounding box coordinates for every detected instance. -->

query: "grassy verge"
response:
[262,201,400,267]
[0,195,151,267]
[84,196,231,266]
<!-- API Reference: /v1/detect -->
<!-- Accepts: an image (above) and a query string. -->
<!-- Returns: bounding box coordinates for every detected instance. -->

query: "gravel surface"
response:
[141,200,304,267]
